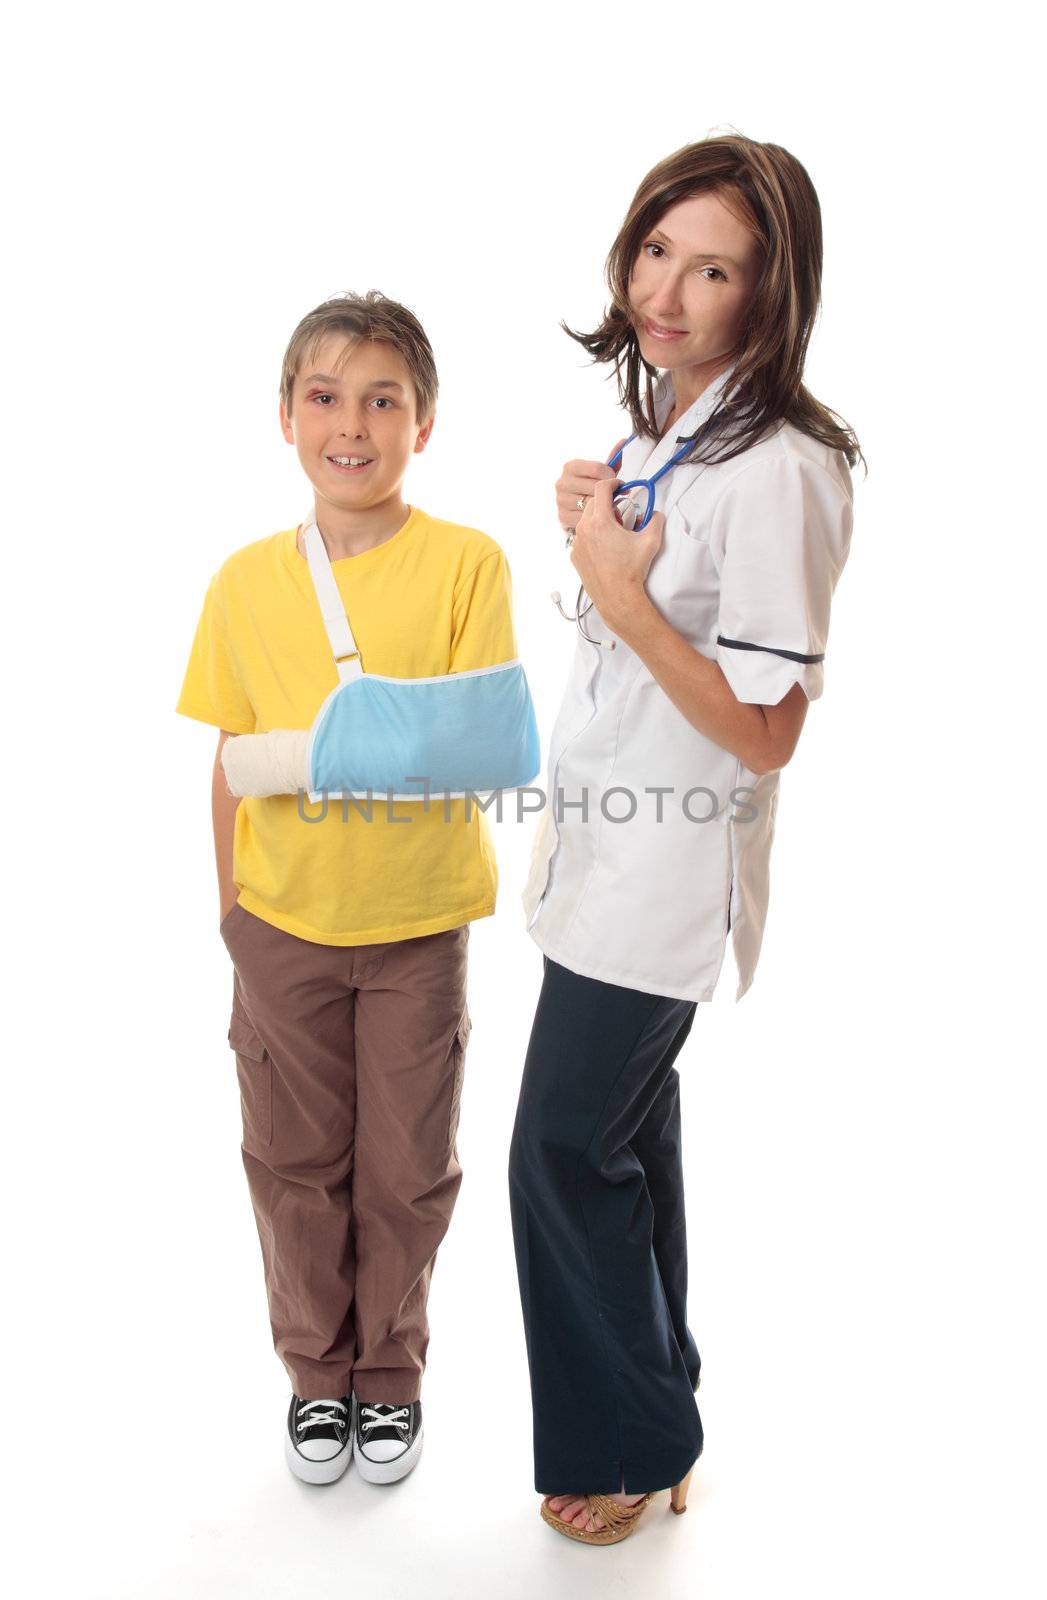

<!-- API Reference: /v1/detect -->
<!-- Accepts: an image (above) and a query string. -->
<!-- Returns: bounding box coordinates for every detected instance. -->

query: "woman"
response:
[508,134,863,1546]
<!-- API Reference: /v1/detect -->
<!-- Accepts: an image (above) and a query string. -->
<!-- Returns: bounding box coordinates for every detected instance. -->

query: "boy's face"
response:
[280,335,433,514]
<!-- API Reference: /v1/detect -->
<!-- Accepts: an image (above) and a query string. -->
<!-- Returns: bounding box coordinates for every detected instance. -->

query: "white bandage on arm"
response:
[221,730,309,798]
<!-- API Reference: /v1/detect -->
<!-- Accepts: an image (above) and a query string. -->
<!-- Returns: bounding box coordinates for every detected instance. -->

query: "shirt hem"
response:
[527,924,717,1005]
[237,889,496,946]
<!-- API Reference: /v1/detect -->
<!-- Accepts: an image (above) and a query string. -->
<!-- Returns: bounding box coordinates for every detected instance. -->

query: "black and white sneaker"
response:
[285,1394,354,1484]
[353,1397,424,1484]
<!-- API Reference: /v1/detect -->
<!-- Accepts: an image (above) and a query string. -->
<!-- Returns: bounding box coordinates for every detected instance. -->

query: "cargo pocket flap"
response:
[228,1012,268,1061]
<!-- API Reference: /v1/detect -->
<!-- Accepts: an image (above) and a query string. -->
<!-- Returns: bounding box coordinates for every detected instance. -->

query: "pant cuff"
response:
[288,1372,355,1401]
[352,1368,423,1404]
[535,1437,703,1498]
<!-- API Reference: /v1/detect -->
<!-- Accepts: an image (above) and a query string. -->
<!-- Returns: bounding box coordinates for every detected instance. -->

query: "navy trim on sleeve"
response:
[716,635,825,664]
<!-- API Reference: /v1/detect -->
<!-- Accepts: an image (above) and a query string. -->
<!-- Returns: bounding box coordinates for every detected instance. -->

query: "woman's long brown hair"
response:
[565,134,865,472]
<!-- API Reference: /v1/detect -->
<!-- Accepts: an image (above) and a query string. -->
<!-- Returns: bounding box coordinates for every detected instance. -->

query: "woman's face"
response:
[628,190,761,392]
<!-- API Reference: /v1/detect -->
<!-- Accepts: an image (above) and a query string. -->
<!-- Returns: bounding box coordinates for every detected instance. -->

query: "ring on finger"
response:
[576,495,588,512]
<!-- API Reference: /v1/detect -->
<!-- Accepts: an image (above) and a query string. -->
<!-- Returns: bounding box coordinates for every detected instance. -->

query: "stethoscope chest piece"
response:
[552,435,658,649]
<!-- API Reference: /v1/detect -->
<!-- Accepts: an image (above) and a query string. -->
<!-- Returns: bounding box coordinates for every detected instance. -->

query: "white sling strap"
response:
[301,512,364,683]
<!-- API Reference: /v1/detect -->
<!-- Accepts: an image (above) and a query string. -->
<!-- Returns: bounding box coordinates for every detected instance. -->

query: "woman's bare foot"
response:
[544,1489,646,1533]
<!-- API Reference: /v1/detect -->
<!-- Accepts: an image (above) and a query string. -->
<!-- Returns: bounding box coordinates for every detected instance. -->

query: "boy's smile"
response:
[280,334,434,557]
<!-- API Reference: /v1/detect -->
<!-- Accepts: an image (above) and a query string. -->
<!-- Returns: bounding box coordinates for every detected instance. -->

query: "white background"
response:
[3,3,1043,1597]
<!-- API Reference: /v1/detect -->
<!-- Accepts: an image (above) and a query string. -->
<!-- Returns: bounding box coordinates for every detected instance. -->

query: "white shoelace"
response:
[359,1404,410,1434]
[296,1399,348,1433]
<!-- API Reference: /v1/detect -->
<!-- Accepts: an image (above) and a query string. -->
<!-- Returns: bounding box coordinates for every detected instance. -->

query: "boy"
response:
[176,291,523,1487]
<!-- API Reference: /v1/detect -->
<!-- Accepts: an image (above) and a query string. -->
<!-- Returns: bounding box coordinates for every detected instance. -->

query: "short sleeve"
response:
[449,547,519,673]
[712,452,853,705]
[175,569,256,732]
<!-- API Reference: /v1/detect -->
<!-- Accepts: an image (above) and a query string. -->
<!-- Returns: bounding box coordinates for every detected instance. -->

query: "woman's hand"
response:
[569,478,665,633]
[555,450,623,534]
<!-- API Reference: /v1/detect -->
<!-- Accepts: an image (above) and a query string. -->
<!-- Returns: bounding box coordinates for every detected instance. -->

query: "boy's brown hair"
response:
[280,290,438,424]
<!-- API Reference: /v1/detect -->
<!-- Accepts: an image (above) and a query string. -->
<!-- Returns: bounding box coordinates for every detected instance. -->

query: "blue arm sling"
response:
[302,514,541,803]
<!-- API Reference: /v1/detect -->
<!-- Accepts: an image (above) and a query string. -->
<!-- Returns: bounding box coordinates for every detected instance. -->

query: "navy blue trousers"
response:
[508,956,703,1495]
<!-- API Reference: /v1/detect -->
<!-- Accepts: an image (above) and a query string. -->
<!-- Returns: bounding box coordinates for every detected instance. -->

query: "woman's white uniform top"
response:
[522,362,855,1003]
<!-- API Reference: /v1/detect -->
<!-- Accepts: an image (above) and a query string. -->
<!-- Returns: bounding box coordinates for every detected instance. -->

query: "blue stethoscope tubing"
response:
[607,430,699,529]
[553,429,702,647]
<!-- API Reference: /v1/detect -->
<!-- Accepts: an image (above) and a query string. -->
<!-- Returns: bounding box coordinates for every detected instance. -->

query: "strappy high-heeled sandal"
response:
[541,1491,655,1545]
[540,1467,694,1546]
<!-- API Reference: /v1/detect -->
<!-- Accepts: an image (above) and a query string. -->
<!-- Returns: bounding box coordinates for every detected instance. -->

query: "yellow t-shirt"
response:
[176,505,520,945]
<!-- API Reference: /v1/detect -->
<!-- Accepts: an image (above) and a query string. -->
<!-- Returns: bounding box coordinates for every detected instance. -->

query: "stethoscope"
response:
[552,431,700,650]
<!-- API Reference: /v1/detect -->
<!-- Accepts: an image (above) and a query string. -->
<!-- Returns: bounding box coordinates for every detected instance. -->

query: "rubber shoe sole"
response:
[354,1424,424,1485]
[284,1425,353,1485]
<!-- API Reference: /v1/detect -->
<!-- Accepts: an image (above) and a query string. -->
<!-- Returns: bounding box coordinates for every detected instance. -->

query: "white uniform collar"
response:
[618,359,739,523]
[651,358,738,443]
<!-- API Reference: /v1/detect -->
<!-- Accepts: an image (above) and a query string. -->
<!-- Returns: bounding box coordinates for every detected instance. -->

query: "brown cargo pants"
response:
[219,901,471,1403]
